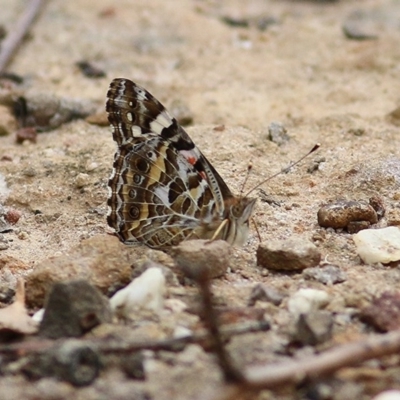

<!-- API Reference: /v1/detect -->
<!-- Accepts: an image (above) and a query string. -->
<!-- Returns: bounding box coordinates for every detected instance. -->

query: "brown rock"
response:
[317,200,378,230]
[360,291,400,332]
[170,239,231,279]
[26,235,143,308]
[257,237,321,271]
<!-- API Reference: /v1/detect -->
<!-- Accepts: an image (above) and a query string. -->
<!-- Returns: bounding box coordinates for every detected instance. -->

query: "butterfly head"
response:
[225,197,257,246]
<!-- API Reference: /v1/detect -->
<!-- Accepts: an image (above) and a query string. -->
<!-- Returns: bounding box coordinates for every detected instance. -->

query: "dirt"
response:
[1,0,400,399]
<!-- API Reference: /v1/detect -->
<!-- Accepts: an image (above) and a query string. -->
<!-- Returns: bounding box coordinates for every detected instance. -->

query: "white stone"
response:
[372,390,400,400]
[353,227,400,264]
[110,267,166,318]
[288,288,330,316]
[85,161,99,172]
[32,308,45,323]
[173,325,192,339]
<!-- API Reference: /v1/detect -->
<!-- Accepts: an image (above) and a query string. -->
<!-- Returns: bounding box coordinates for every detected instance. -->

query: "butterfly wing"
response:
[106,78,233,247]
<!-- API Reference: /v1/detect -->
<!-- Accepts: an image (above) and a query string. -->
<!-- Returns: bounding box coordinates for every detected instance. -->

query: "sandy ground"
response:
[1,0,400,399]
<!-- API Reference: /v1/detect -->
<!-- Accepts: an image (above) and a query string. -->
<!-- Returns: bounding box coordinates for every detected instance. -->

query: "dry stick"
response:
[244,329,400,389]
[0,0,46,74]
[196,270,246,383]
[0,320,269,355]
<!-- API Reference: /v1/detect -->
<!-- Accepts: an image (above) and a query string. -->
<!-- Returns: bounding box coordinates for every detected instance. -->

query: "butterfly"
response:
[106,78,256,249]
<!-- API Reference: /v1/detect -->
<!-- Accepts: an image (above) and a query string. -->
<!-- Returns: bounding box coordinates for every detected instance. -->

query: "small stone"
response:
[39,279,112,339]
[353,227,400,264]
[4,209,21,225]
[170,239,231,279]
[343,10,379,40]
[75,173,90,188]
[369,196,385,219]
[121,352,145,380]
[257,237,321,271]
[360,291,400,332]
[317,200,378,230]
[110,267,166,318]
[15,127,37,144]
[248,283,284,306]
[372,390,400,400]
[23,339,100,386]
[288,288,330,317]
[303,264,346,285]
[17,231,29,240]
[267,121,290,146]
[22,167,37,177]
[347,220,370,234]
[76,61,106,78]
[292,310,333,345]
[85,111,108,126]
[85,161,98,172]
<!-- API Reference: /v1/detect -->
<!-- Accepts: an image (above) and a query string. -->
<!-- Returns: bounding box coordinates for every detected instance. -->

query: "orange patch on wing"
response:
[187,156,196,165]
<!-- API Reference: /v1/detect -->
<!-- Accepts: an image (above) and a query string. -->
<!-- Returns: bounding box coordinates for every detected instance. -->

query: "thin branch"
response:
[0,319,269,355]
[245,329,400,389]
[0,0,46,74]
[196,269,246,383]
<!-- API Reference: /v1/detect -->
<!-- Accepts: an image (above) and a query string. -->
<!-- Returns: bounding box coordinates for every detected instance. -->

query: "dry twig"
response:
[0,0,46,74]
[245,329,400,388]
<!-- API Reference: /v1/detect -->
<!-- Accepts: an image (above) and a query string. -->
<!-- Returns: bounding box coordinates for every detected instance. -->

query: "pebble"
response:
[342,9,379,40]
[257,236,321,271]
[292,310,333,345]
[317,200,377,230]
[267,121,290,146]
[24,339,100,386]
[0,89,97,131]
[248,283,284,306]
[372,390,400,400]
[170,239,230,279]
[4,208,21,225]
[360,291,400,332]
[39,279,112,339]
[288,288,330,317]
[85,161,99,172]
[353,227,400,264]
[110,267,166,318]
[302,264,346,285]
[74,173,90,188]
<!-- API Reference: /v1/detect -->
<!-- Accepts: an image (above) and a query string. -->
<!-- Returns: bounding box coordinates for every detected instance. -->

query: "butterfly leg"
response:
[211,218,229,241]
[251,217,262,243]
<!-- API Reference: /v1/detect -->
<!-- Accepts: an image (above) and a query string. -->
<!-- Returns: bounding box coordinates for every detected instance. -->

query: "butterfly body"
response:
[106,78,256,249]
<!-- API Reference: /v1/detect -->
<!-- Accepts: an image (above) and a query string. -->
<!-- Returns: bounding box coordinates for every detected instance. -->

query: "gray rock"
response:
[292,310,333,345]
[303,264,347,285]
[267,121,290,146]
[257,236,321,271]
[248,283,284,306]
[39,280,112,339]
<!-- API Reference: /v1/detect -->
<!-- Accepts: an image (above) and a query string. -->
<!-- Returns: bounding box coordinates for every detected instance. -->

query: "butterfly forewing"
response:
[106,78,254,248]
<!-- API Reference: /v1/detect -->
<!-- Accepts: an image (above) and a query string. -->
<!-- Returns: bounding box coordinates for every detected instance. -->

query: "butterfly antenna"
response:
[245,143,320,197]
[239,162,253,197]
